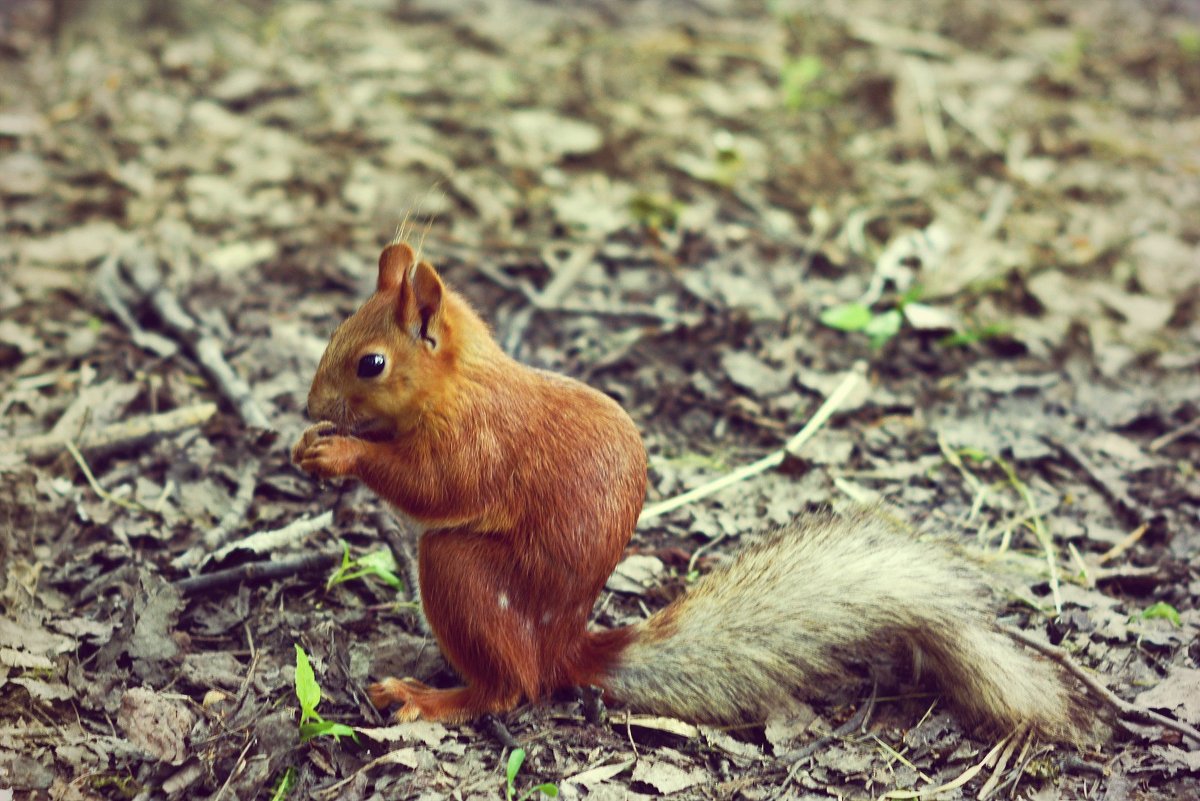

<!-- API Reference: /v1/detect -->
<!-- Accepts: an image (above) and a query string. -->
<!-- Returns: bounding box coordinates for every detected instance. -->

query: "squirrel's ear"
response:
[402,261,445,346]
[377,243,416,292]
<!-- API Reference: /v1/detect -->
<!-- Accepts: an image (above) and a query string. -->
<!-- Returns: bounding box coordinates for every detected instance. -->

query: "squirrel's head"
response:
[305,242,455,439]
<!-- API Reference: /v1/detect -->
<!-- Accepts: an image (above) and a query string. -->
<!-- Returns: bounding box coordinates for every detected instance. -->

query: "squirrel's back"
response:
[602,507,1101,743]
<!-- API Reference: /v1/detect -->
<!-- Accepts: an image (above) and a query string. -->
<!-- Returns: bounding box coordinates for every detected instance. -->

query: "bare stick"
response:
[1149,416,1200,452]
[171,463,261,570]
[0,403,217,463]
[95,252,178,358]
[205,510,334,566]
[1004,626,1200,745]
[907,58,948,162]
[1098,522,1149,565]
[123,250,271,430]
[204,464,259,549]
[638,362,866,524]
[175,549,341,596]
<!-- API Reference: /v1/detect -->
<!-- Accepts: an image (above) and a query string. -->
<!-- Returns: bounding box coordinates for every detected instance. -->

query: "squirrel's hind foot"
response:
[368,677,519,724]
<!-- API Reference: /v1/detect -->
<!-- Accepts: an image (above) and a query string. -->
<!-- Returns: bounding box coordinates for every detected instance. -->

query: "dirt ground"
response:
[1,0,1199,798]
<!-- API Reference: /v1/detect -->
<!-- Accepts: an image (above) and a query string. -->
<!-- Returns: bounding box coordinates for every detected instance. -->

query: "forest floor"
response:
[1,0,1198,798]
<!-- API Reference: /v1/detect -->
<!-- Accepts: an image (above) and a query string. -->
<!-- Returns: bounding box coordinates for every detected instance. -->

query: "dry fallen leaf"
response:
[1135,667,1200,724]
[117,687,197,765]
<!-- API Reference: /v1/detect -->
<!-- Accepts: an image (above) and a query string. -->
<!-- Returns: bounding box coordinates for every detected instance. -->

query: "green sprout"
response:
[629,192,682,231]
[1179,28,1200,59]
[269,767,296,801]
[506,748,558,801]
[327,544,404,591]
[938,321,1011,348]
[819,286,919,349]
[294,645,358,743]
[780,55,833,110]
[1138,602,1181,628]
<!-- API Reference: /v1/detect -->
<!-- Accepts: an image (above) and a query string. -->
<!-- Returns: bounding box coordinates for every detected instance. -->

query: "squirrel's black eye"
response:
[357,354,386,378]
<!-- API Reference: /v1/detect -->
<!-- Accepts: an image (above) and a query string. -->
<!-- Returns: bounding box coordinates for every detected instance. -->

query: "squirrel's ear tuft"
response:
[378,243,416,292]
[403,261,445,346]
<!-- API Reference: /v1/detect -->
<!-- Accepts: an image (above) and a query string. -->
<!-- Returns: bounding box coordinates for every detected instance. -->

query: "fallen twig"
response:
[172,463,260,570]
[1098,522,1149,565]
[175,549,341,596]
[205,510,334,567]
[1149,416,1200,452]
[638,361,866,524]
[0,403,217,463]
[123,249,271,430]
[907,57,948,162]
[1004,626,1200,745]
[95,252,178,358]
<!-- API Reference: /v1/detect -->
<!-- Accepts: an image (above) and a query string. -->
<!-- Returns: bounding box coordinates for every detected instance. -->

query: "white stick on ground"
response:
[638,361,866,525]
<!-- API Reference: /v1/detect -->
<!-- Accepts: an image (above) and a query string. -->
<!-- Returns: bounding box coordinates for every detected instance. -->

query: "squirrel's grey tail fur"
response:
[605,508,1100,743]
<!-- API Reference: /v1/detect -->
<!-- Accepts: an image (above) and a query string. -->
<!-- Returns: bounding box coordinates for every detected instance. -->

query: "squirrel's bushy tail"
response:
[603,508,1099,743]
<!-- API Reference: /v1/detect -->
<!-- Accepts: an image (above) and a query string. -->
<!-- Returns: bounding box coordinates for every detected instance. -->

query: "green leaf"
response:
[820,303,873,332]
[781,55,824,109]
[299,720,359,743]
[897,284,924,308]
[326,543,354,589]
[507,748,526,787]
[938,322,1011,348]
[294,644,320,720]
[328,546,404,590]
[1141,602,1181,627]
[864,308,903,348]
[269,767,296,801]
[356,549,404,588]
[1179,28,1200,59]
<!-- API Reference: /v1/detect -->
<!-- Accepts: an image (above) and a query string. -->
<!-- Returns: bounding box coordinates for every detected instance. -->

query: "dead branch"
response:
[205,510,334,567]
[95,252,178,358]
[122,249,271,430]
[171,463,260,570]
[1004,626,1200,745]
[174,549,341,596]
[0,403,217,463]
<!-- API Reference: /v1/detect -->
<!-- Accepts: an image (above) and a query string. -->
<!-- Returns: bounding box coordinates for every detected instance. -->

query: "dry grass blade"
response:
[881,733,1014,799]
[638,361,866,524]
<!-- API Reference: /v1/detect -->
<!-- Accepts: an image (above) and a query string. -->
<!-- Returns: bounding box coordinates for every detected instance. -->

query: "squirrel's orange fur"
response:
[292,243,1098,741]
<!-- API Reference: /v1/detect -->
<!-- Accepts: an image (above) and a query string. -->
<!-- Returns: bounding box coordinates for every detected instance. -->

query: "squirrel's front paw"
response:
[294,426,363,480]
[291,420,338,465]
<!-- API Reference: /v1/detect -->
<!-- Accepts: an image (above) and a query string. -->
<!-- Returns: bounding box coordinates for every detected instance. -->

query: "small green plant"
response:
[294,644,358,743]
[938,321,1011,348]
[1178,28,1200,59]
[269,767,297,801]
[629,192,682,231]
[1138,602,1181,627]
[327,544,404,591]
[820,302,902,349]
[820,285,923,349]
[780,54,833,110]
[505,748,558,801]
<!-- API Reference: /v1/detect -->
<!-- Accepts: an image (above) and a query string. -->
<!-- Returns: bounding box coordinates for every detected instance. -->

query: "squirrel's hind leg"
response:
[368,677,520,723]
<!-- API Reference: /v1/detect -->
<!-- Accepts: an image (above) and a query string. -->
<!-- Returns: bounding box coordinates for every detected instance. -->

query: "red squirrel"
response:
[291,241,1097,742]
